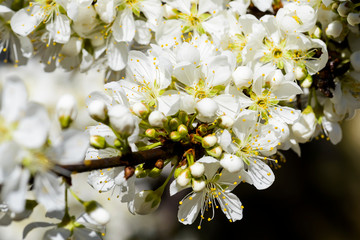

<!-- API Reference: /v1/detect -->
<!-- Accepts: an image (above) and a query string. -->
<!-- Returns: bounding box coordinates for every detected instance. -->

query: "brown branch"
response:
[56,142,183,174]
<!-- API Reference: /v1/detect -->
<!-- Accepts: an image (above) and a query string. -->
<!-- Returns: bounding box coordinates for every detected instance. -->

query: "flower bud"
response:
[174,166,185,178]
[192,179,206,192]
[133,190,161,215]
[312,26,322,39]
[202,135,217,148]
[301,74,313,88]
[57,94,77,129]
[108,105,135,137]
[292,106,316,143]
[219,115,234,129]
[220,153,244,173]
[132,102,149,118]
[114,139,122,148]
[148,110,166,128]
[177,124,188,136]
[196,98,218,122]
[178,111,189,125]
[326,20,343,38]
[189,162,205,178]
[90,135,106,149]
[348,13,360,26]
[206,145,223,158]
[88,100,108,122]
[337,2,351,17]
[170,131,182,141]
[294,66,307,81]
[145,128,157,138]
[169,118,181,131]
[176,169,191,187]
[350,51,360,72]
[84,201,110,225]
[232,66,253,88]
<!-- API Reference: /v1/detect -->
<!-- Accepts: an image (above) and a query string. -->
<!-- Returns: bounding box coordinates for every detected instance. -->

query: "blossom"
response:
[170,156,250,226]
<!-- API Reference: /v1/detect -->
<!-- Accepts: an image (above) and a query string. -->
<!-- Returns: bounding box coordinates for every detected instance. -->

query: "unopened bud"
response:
[196,98,219,122]
[220,153,244,173]
[189,162,205,178]
[148,111,166,128]
[202,135,217,148]
[301,74,313,88]
[337,2,351,17]
[206,145,223,158]
[326,20,343,38]
[57,94,77,129]
[133,190,161,215]
[177,124,188,136]
[178,111,189,125]
[192,179,206,192]
[294,66,307,81]
[90,135,106,149]
[312,26,322,39]
[176,169,191,187]
[232,66,253,88]
[132,102,149,118]
[347,13,360,26]
[169,118,181,130]
[174,166,184,178]
[219,116,234,129]
[108,105,135,137]
[145,128,157,138]
[88,100,108,122]
[350,51,360,72]
[170,131,182,141]
[148,167,162,178]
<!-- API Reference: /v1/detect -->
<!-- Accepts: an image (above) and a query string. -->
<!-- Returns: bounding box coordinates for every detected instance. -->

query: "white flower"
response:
[292,106,317,143]
[11,1,71,44]
[170,156,250,226]
[0,6,33,66]
[276,3,317,33]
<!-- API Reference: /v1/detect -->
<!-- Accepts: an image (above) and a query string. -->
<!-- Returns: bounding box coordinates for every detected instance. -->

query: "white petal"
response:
[155,20,182,47]
[177,192,203,225]
[112,8,136,42]
[87,168,116,192]
[157,92,180,116]
[197,156,220,178]
[107,40,128,71]
[322,118,342,144]
[134,20,151,45]
[2,167,30,213]
[271,106,301,124]
[10,6,43,36]
[43,228,71,240]
[1,75,27,123]
[13,103,50,149]
[217,192,243,221]
[34,172,65,212]
[247,160,275,190]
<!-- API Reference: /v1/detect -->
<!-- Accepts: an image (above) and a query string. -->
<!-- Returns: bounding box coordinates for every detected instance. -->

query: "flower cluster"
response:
[1,0,360,238]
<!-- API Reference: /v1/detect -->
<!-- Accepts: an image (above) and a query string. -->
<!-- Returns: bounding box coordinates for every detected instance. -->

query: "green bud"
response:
[145,128,157,138]
[198,124,207,135]
[90,135,106,149]
[178,111,189,125]
[177,124,188,136]
[169,118,181,131]
[148,167,162,178]
[206,145,223,158]
[114,139,122,148]
[170,131,182,141]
